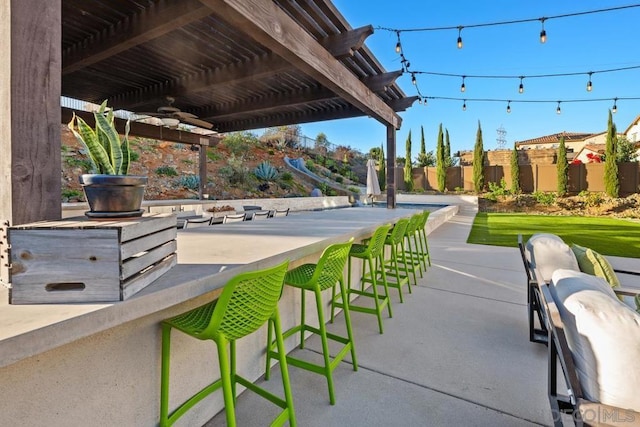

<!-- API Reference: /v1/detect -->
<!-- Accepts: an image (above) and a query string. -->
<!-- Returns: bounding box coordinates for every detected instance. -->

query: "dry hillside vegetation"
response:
[61,126,366,202]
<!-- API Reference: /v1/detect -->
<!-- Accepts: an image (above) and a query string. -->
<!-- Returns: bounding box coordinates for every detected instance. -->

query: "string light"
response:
[539,18,547,43]
[395,31,402,53]
[556,101,561,114]
[462,100,467,111]
[411,72,417,85]
[405,65,640,94]
[457,26,463,49]
[612,97,618,113]
[506,100,511,113]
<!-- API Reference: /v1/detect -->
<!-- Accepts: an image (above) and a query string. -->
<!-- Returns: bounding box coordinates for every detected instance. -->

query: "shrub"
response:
[254,161,278,181]
[335,176,344,184]
[155,165,178,176]
[579,191,604,207]
[532,191,556,206]
[280,171,293,181]
[62,189,83,200]
[176,174,200,190]
[223,131,258,157]
[218,155,251,185]
[206,149,221,162]
[305,159,316,173]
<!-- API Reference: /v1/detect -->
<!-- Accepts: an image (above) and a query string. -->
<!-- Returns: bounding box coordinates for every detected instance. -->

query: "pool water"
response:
[371,202,448,212]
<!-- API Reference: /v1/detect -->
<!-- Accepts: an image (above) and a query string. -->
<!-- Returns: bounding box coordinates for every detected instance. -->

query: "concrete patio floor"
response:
[206,203,554,427]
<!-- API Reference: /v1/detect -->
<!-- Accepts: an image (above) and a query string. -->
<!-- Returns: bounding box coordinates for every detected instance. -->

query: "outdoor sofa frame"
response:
[517,234,640,346]
[518,234,640,426]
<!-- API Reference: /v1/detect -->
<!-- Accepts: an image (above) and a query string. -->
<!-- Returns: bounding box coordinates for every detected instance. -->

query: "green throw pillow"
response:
[570,244,621,288]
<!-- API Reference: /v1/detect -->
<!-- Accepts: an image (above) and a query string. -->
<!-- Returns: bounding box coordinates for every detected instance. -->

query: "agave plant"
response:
[254,161,278,181]
[67,100,131,175]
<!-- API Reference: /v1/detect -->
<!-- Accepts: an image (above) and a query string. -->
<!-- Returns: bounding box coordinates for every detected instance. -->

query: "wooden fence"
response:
[393,162,640,195]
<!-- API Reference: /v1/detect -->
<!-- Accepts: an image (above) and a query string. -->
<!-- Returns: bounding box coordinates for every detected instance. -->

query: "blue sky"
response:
[300,1,640,158]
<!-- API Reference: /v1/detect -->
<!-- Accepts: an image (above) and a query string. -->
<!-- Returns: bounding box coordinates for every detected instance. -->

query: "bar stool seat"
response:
[333,224,393,334]
[159,260,295,427]
[266,239,356,405]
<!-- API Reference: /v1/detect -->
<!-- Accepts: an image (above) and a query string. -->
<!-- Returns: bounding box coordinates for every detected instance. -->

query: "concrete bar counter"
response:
[0,206,457,425]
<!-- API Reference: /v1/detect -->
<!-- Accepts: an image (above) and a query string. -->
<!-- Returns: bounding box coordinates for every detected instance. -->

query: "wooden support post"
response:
[198,138,209,200]
[386,125,396,208]
[0,0,62,229]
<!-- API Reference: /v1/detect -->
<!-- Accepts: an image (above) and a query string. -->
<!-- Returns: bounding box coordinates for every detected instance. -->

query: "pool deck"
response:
[206,201,559,426]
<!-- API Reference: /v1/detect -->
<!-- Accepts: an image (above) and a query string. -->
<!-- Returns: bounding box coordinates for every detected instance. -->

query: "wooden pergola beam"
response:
[200,0,401,129]
[61,107,220,146]
[362,70,403,92]
[62,0,211,75]
[199,88,338,122]
[388,96,419,112]
[212,105,367,133]
[320,25,374,59]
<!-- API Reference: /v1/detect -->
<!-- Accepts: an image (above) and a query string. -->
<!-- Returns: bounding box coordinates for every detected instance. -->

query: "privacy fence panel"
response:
[397,163,639,194]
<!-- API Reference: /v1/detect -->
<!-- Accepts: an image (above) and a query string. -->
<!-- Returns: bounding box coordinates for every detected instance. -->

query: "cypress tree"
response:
[510,143,520,194]
[445,129,451,167]
[404,130,414,192]
[604,110,619,197]
[436,124,445,192]
[420,126,426,159]
[378,143,386,191]
[472,121,485,193]
[557,136,568,196]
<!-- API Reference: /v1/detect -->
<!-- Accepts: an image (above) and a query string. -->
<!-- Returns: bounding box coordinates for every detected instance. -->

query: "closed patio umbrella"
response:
[366,158,381,205]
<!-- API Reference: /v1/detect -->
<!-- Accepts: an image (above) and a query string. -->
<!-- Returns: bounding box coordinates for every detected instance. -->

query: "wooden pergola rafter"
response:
[1,0,416,236]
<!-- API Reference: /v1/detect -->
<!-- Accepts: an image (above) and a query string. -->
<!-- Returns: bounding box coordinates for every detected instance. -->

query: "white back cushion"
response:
[525,233,579,283]
[551,270,640,411]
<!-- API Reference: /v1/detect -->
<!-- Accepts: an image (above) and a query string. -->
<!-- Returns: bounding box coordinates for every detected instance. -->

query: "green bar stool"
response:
[398,214,422,285]
[381,218,412,303]
[159,260,296,427]
[333,224,393,334]
[415,210,432,269]
[266,239,356,405]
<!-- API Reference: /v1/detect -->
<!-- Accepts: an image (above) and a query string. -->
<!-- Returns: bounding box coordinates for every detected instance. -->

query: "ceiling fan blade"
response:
[173,111,198,119]
[180,116,214,129]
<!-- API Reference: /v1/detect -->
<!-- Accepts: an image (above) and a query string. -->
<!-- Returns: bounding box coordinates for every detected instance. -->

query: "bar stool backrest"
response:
[313,239,354,291]
[365,223,393,258]
[418,210,430,229]
[405,214,420,235]
[197,260,289,341]
[388,218,409,244]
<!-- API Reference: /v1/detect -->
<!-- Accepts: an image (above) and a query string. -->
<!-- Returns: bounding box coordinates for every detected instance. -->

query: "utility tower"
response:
[496,125,507,149]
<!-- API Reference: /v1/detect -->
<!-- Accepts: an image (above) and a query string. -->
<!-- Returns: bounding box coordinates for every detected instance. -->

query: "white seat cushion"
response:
[525,233,579,283]
[550,270,640,411]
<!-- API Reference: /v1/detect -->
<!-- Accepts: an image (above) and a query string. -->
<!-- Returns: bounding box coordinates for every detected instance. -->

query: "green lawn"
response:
[467,213,640,258]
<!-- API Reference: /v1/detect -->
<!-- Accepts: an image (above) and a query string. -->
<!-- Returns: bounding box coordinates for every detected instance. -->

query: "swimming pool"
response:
[371,202,448,212]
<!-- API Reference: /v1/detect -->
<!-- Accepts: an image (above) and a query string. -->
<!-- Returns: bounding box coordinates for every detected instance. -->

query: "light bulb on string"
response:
[457,26,463,49]
[460,76,466,92]
[539,18,547,43]
[395,31,402,53]
[556,101,561,114]
[586,72,593,92]
[411,72,417,85]
[506,101,511,113]
[462,100,467,111]
[518,77,524,94]
[612,98,618,113]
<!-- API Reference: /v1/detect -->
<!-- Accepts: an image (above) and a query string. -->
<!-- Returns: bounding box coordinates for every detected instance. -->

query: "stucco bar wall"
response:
[0,206,457,425]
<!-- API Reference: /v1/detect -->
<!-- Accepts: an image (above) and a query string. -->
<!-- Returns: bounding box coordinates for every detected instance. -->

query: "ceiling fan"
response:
[135,97,213,129]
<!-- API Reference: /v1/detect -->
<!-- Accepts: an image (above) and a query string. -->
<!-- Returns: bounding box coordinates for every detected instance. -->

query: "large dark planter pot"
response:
[80,174,148,218]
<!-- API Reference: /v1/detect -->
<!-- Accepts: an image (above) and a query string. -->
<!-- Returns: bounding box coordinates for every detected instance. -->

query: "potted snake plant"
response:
[68,101,147,218]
